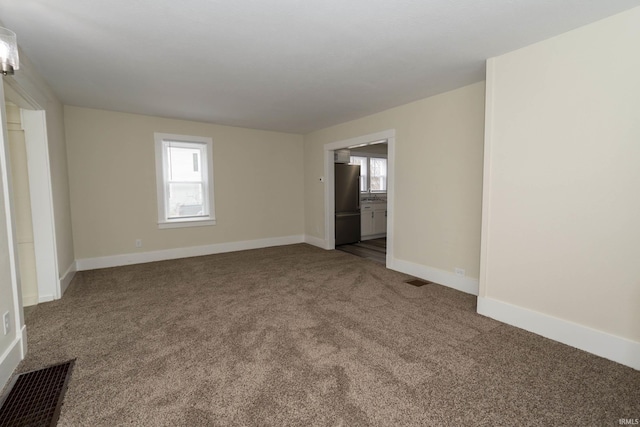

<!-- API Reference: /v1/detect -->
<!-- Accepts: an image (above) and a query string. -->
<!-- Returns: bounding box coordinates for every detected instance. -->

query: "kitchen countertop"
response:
[361,200,387,207]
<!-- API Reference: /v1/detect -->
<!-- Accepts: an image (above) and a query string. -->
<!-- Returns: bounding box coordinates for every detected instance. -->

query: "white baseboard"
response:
[20,324,27,358]
[392,258,479,295]
[59,262,77,296]
[76,235,306,271]
[361,233,386,241]
[38,293,55,303]
[477,297,640,371]
[22,294,39,307]
[0,326,26,391]
[304,234,329,250]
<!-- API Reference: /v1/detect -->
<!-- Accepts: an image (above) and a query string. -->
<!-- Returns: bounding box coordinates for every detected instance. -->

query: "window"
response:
[155,133,215,228]
[350,155,387,193]
[369,157,387,192]
[350,156,368,192]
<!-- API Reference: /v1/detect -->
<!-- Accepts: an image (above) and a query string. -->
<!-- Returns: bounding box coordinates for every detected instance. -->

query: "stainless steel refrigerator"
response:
[335,163,361,246]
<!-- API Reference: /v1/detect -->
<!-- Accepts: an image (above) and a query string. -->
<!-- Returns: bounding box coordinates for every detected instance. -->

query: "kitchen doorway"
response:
[323,129,396,268]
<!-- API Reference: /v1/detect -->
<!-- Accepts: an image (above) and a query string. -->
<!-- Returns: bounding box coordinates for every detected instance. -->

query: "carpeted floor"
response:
[14,244,640,426]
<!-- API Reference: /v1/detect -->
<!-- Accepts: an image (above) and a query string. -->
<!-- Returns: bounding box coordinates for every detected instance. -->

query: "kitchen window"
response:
[154,133,216,228]
[349,156,368,192]
[350,155,387,193]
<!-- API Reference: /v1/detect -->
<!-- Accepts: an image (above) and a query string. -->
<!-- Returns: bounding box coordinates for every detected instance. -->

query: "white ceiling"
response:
[1,1,638,134]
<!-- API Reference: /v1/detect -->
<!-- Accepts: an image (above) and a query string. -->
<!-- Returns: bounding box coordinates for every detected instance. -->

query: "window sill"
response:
[158,218,216,229]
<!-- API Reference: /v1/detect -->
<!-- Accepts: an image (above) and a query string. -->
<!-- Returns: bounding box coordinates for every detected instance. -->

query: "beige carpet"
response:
[15,244,640,426]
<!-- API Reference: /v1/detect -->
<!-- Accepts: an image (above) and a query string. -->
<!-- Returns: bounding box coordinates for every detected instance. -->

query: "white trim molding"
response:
[76,235,306,271]
[323,129,396,266]
[21,109,61,302]
[59,262,77,296]
[392,258,479,295]
[304,234,329,250]
[477,297,640,371]
[361,233,386,241]
[20,324,27,358]
[154,132,216,229]
[478,57,496,299]
[37,293,55,304]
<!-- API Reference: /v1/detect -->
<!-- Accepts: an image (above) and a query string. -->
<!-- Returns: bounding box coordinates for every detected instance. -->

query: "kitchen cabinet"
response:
[361,202,387,239]
[373,210,386,235]
[361,205,373,236]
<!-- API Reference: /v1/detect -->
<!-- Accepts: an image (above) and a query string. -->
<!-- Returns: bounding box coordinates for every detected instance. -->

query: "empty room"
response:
[0,1,639,425]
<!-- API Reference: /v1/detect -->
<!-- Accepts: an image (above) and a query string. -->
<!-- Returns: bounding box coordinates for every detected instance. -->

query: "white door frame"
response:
[323,129,396,267]
[3,82,60,302]
[21,110,59,301]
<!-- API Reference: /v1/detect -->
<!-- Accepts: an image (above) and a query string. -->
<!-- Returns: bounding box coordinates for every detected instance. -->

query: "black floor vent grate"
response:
[0,359,75,427]
[405,278,432,287]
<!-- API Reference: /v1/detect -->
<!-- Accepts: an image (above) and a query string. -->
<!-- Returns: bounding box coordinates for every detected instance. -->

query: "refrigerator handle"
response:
[356,180,360,210]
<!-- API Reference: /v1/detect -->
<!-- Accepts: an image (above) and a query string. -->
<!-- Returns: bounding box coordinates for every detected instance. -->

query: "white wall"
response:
[65,106,305,266]
[304,82,485,293]
[479,7,640,369]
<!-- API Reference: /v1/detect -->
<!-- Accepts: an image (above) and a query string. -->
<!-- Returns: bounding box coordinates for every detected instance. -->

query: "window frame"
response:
[368,156,387,193]
[350,154,388,193]
[154,132,216,229]
[349,155,368,193]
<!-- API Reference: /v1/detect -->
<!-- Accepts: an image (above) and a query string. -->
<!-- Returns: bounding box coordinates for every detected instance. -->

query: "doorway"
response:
[5,102,38,307]
[3,82,60,305]
[323,129,396,268]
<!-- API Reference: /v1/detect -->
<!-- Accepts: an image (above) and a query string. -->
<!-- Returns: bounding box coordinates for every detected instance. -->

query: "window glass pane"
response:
[168,182,204,218]
[369,157,387,192]
[155,133,216,226]
[350,156,368,192]
[167,145,202,182]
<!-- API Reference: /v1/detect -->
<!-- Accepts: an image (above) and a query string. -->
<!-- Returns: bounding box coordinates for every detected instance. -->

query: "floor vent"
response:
[405,278,431,287]
[0,359,75,427]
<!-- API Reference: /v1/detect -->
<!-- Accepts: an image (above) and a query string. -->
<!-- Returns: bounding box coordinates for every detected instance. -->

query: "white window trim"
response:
[350,153,388,193]
[368,156,388,193]
[154,132,216,229]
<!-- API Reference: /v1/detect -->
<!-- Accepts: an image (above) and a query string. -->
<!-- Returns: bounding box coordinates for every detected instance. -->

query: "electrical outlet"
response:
[135,239,142,248]
[454,268,465,277]
[3,312,9,335]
